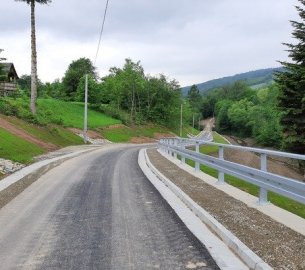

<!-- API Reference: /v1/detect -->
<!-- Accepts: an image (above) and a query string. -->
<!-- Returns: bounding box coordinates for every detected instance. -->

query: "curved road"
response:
[0,145,219,270]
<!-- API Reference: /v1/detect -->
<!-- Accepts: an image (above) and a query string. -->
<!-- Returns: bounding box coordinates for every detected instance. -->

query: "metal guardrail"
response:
[158,137,305,205]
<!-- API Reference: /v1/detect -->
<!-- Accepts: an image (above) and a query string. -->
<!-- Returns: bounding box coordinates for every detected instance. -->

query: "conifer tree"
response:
[275,0,305,155]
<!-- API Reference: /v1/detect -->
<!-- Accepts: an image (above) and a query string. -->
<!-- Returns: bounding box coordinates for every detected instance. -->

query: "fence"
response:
[158,137,305,205]
[0,82,17,96]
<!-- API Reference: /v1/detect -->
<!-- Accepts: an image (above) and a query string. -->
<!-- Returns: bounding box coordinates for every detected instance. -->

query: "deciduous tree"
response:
[62,58,97,100]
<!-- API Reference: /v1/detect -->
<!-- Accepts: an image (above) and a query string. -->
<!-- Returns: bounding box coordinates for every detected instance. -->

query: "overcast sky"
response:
[0,0,299,87]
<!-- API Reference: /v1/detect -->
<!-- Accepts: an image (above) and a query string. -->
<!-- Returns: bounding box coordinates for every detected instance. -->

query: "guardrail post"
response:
[195,141,200,172]
[167,139,170,155]
[258,153,268,205]
[181,146,186,164]
[217,146,225,184]
[174,139,177,159]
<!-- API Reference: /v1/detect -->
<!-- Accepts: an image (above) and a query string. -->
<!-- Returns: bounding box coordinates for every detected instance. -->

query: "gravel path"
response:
[147,148,305,270]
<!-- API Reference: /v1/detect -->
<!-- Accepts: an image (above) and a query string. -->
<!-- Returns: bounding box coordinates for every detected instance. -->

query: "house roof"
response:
[1,63,19,79]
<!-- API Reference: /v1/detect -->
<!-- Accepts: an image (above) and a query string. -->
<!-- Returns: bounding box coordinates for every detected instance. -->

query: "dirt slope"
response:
[222,135,304,182]
[0,117,57,151]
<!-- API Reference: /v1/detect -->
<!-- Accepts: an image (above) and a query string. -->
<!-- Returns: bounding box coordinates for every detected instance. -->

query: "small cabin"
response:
[0,63,19,96]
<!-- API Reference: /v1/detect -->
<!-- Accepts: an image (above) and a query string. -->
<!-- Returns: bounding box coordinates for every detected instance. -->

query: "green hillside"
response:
[0,98,121,128]
[181,67,284,95]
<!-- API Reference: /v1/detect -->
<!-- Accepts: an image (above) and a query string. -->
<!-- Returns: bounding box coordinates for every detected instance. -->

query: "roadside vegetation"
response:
[4,116,83,147]
[0,98,121,128]
[99,125,173,143]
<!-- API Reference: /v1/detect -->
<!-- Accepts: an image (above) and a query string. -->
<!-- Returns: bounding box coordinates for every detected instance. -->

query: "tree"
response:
[76,75,102,104]
[275,0,305,155]
[62,58,97,100]
[15,0,52,114]
[17,74,44,97]
[187,85,202,112]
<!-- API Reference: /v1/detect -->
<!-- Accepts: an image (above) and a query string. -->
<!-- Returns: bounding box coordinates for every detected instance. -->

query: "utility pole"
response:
[83,74,88,144]
[180,103,183,137]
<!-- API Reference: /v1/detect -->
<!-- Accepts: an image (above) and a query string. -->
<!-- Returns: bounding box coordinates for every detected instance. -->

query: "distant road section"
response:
[0,145,219,270]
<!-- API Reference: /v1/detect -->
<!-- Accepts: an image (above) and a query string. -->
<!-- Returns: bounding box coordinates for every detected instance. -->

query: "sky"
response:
[0,0,300,87]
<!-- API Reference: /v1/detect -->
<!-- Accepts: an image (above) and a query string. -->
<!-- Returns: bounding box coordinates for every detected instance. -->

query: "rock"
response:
[0,158,25,175]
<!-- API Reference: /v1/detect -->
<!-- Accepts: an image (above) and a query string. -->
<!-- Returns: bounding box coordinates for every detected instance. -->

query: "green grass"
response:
[0,98,121,129]
[100,125,172,142]
[0,128,45,163]
[37,99,121,128]
[171,125,200,138]
[6,116,83,147]
[182,131,305,218]
[199,131,229,154]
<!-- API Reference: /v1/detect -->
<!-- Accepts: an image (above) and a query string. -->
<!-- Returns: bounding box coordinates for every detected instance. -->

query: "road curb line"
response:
[140,148,272,270]
[0,147,98,193]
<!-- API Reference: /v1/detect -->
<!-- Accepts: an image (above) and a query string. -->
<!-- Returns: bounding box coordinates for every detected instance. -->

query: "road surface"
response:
[0,145,219,270]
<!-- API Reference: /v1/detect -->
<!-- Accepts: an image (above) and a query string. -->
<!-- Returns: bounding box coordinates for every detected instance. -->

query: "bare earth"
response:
[222,136,304,182]
[0,117,57,151]
[147,148,305,270]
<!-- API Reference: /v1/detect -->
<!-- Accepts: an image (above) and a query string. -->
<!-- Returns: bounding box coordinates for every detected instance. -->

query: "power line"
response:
[94,0,110,65]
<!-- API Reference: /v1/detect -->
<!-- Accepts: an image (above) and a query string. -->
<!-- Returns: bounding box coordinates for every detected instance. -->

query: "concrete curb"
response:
[141,148,273,270]
[0,147,98,192]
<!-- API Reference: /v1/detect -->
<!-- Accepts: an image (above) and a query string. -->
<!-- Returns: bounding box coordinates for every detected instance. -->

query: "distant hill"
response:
[181,67,284,95]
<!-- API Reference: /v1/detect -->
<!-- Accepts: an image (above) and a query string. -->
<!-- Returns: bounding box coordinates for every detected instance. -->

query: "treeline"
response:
[199,81,282,147]
[17,58,194,128]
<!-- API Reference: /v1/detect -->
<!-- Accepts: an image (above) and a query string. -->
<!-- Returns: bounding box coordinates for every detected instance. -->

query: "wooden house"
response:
[0,63,19,96]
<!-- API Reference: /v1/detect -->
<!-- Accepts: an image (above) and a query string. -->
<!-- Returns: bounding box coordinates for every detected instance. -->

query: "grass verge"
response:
[5,116,83,147]
[100,125,172,142]
[0,128,45,163]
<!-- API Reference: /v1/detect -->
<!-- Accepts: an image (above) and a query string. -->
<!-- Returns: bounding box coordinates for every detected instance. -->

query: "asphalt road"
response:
[0,145,219,270]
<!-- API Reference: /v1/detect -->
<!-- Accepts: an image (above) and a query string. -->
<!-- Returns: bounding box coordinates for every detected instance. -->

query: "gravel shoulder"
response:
[147,148,305,270]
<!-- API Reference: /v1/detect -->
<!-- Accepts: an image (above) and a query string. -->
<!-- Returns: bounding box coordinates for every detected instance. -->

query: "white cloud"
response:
[0,0,300,86]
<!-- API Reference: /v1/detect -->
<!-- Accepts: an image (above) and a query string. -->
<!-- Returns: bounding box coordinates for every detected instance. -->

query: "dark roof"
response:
[1,63,19,79]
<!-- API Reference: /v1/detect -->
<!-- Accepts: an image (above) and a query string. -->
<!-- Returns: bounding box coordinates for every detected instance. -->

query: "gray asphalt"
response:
[0,145,219,270]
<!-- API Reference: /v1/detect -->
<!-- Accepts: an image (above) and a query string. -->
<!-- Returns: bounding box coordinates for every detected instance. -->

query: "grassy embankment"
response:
[0,98,182,163]
[0,98,121,163]
[184,132,305,219]
[0,128,44,164]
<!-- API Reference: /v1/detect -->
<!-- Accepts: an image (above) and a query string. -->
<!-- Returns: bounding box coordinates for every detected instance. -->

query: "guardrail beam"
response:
[158,137,305,206]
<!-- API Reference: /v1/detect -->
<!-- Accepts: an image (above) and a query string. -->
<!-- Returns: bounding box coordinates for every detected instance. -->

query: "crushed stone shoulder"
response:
[147,148,305,270]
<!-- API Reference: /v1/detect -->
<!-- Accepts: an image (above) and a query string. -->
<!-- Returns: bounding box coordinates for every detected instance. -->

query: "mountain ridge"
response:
[181,67,284,95]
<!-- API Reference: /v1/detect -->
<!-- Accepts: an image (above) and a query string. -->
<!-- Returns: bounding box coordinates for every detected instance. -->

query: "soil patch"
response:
[101,124,127,130]
[129,136,156,144]
[154,132,175,139]
[0,117,57,151]
[221,135,304,182]
[147,148,305,270]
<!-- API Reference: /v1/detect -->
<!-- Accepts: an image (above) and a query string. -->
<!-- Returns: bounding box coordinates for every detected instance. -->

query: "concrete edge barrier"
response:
[141,148,273,270]
[0,147,98,193]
